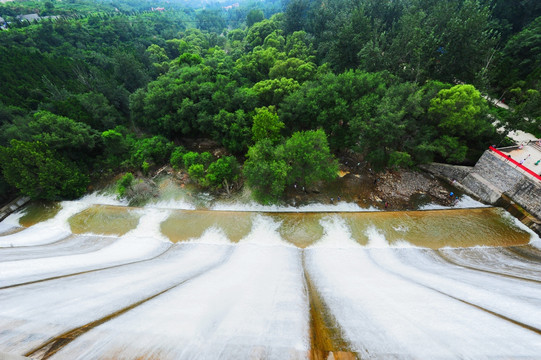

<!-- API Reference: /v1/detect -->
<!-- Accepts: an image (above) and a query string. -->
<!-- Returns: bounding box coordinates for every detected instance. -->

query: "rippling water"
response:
[0,194,539,359]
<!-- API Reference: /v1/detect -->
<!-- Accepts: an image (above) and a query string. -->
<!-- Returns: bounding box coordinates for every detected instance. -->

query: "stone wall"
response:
[419,163,472,182]
[423,150,541,221]
[507,178,541,219]
[0,197,30,222]
[471,151,525,194]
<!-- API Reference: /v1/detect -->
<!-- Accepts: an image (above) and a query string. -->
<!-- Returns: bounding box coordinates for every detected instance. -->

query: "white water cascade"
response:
[0,197,540,359]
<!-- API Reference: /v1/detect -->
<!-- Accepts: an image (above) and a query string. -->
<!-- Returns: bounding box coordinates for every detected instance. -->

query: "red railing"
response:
[489,146,541,181]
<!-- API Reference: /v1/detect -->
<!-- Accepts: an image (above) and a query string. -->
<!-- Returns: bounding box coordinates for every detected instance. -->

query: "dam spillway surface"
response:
[0,196,540,359]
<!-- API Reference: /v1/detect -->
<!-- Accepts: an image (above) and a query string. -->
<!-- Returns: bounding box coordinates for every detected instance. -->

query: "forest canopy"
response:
[0,0,539,202]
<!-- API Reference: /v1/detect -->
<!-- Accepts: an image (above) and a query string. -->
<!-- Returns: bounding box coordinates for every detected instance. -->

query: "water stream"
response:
[0,192,539,359]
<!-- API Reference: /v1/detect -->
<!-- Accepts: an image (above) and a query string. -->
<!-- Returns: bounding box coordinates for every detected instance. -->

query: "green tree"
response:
[245,18,278,49]
[243,139,290,203]
[212,109,252,154]
[117,172,134,197]
[131,136,174,168]
[429,84,490,137]
[252,77,300,106]
[269,58,316,82]
[188,164,205,184]
[0,140,88,200]
[170,146,187,170]
[252,106,284,144]
[247,9,264,27]
[182,151,202,169]
[205,156,240,191]
[283,129,338,187]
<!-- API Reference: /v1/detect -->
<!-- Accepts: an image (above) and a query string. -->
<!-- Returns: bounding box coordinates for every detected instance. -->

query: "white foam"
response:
[239,215,292,247]
[187,226,232,245]
[0,192,127,248]
[123,208,170,242]
[370,248,541,331]
[0,210,25,228]
[391,239,418,248]
[392,224,409,232]
[365,225,389,248]
[366,226,420,249]
[0,202,84,247]
[309,216,359,249]
[498,209,541,247]
[145,198,196,210]
[419,195,489,210]
[211,200,374,213]
[78,192,128,207]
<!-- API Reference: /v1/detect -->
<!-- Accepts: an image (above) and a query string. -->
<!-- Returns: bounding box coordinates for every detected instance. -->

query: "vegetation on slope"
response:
[0,0,539,203]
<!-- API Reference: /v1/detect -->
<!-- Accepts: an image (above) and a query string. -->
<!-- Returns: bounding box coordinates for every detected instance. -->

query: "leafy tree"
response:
[245,18,278,49]
[182,151,202,169]
[269,58,316,82]
[505,86,541,136]
[252,77,300,106]
[170,146,187,170]
[146,44,170,76]
[429,84,490,138]
[432,135,468,163]
[22,111,100,163]
[0,140,88,200]
[280,70,392,149]
[353,82,422,168]
[179,53,203,66]
[283,0,311,34]
[205,156,240,190]
[188,164,206,184]
[200,151,214,167]
[97,127,131,171]
[212,109,252,154]
[283,129,338,187]
[493,17,541,89]
[252,106,284,144]
[235,47,286,82]
[196,9,226,34]
[285,31,316,62]
[117,172,134,197]
[243,139,290,203]
[247,9,264,27]
[131,136,175,168]
[388,151,414,169]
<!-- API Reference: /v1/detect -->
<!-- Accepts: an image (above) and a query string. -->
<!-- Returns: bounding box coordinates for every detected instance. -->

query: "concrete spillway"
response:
[0,197,540,359]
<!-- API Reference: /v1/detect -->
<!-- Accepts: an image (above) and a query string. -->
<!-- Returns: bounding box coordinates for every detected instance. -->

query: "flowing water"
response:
[0,192,540,359]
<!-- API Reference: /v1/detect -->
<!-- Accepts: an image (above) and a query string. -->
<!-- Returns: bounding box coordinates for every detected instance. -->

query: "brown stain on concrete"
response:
[304,257,358,360]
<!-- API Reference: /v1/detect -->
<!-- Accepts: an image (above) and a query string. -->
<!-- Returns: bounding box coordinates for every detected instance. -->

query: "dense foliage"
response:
[0,0,539,202]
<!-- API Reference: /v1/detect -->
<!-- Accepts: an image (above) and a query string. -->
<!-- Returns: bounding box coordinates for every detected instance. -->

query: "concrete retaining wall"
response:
[0,197,30,222]
[419,163,472,183]
[422,150,541,223]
